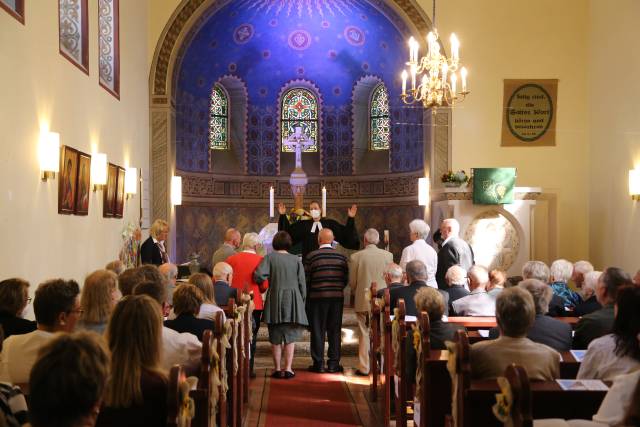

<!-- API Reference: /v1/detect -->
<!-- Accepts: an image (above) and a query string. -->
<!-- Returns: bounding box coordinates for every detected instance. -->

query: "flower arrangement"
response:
[441,170,469,187]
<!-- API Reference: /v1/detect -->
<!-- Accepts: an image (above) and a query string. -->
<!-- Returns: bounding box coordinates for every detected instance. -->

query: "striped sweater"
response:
[304,247,349,299]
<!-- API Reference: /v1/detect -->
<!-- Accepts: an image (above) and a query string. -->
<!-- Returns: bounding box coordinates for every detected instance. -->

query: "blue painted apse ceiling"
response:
[176,0,424,175]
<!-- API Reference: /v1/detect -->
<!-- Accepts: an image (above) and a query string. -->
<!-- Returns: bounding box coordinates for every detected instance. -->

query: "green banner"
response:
[473,168,516,205]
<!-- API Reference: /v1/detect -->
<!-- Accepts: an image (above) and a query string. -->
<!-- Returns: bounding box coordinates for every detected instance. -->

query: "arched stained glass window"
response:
[370,84,390,150]
[281,88,318,152]
[209,84,229,150]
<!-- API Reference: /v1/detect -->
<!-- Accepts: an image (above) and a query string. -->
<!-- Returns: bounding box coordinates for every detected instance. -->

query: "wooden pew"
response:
[446,316,580,330]
[379,288,393,427]
[222,298,241,427]
[167,365,195,427]
[451,331,606,427]
[394,299,409,427]
[369,281,381,402]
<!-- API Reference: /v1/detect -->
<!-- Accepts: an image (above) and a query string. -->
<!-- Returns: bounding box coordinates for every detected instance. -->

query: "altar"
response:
[430,186,542,276]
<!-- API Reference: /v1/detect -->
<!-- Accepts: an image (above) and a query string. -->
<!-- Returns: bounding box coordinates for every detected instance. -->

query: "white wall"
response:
[0,1,150,288]
[588,0,640,272]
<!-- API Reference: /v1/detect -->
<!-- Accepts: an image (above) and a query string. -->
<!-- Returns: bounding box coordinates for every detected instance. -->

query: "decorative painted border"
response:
[0,0,25,24]
[58,0,89,75]
[98,0,120,99]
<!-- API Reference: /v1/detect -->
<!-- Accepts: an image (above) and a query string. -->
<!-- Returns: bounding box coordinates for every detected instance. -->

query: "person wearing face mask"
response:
[277,200,359,260]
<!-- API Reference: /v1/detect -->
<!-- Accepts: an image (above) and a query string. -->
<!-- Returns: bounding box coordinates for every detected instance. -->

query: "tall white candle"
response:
[401,70,407,96]
[269,186,274,218]
[322,186,327,217]
[460,67,468,92]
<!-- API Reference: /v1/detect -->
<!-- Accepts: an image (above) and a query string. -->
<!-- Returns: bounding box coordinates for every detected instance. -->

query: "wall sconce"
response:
[629,169,640,201]
[124,167,137,199]
[418,177,430,206]
[39,131,60,181]
[171,175,182,206]
[91,153,107,191]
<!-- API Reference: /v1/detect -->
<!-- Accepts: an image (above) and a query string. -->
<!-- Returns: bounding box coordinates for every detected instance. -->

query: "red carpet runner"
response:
[263,371,360,426]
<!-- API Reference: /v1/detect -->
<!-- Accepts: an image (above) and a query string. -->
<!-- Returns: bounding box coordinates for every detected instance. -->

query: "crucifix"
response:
[283,127,313,210]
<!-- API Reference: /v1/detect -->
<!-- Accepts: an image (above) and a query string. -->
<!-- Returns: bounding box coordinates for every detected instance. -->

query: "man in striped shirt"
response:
[304,228,349,373]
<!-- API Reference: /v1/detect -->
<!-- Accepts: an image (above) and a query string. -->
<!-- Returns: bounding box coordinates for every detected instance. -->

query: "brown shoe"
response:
[354,369,369,376]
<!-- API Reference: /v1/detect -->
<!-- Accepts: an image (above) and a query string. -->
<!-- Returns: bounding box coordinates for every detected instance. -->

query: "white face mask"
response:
[310,209,321,219]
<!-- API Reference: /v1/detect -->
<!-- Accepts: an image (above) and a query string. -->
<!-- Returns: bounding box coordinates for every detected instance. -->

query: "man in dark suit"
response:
[376,263,404,298]
[390,260,429,316]
[489,279,572,351]
[212,262,238,307]
[277,201,359,260]
[141,219,170,266]
[435,218,475,290]
[164,283,215,341]
[304,229,349,373]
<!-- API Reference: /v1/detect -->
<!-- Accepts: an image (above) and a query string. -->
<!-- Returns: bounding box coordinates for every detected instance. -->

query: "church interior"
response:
[1,0,640,426]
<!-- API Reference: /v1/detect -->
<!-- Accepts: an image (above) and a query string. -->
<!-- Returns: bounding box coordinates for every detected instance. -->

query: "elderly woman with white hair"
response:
[574,270,603,316]
[550,259,581,309]
[399,219,438,288]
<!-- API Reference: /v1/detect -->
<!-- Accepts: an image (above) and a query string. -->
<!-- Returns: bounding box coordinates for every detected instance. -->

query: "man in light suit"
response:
[435,218,475,290]
[349,228,393,376]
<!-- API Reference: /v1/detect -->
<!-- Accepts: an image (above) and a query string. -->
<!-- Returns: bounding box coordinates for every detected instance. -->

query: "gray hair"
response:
[468,265,489,285]
[159,263,178,280]
[385,263,404,281]
[573,260,594,276]
[583,271,602,294]
[445,265,467,286]
[213,262,233,280]
[105,260,125,276]
[518,278,553,314]
[550,259,573,282]
[522,261,550,283]
[442,218,460,237]
[409,219,430,240]
[242,232,261,250]
[496,286,535,337]
[364,228,380,245]
[406,260,427,282]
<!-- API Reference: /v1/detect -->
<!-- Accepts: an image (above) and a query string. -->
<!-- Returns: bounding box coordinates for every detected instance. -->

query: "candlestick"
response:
[401,70,407,96]
[321,186,326,217]
[269,186,274,218]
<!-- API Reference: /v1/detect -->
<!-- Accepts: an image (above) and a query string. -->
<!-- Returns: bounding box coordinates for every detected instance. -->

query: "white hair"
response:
[445,265,467,286]
[364,228,380,245]
[573,260,594,275]
[385,263,404,280]
[522,261,550,283]
[583,271,602,294]
[213,262,233,279]
[550,259,573,282]
[409,219,430,239]
[242,232,261,250]
[468,265,489,285]
[442,218,460,237]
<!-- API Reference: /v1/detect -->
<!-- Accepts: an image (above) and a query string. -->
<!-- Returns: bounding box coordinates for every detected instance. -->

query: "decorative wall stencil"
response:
[370,83,390,150]
[98,0,120,98]
[281,88,318,152]
[0,0,25,24]
[58,0,89,74]
[343,25,365,46]
[288,29,312,50]
[233,23,254,44]
[464,210,520,272]
[236,0,363,18]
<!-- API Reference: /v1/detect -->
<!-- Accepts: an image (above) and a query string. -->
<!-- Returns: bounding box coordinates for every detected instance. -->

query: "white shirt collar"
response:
[442,235,456,246]
[242,249,256,254]
[319,243,333,249]
[152,237,159,244]
[311,221,323,233]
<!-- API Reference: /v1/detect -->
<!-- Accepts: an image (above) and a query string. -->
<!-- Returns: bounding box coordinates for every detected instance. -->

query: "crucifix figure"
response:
[283,127,314,171]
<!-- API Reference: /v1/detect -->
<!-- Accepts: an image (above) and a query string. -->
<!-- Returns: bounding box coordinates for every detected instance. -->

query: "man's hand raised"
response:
[278,202,287,215]
[347,204,358,218]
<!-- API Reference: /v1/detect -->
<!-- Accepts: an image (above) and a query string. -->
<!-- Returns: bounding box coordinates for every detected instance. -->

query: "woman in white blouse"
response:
[577,285,640,381]
[399,219,438,288]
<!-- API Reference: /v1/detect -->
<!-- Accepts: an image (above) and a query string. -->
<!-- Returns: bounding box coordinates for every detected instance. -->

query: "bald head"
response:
[318,228,334,245]
[158,263,177,281]
[224,228,241,248]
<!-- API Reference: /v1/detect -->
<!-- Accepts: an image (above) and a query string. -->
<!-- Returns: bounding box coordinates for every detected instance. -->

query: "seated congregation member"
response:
[522,260,566,317]
[0,278,36,339]
[304,228,349,373]
[399,219,438,288]
[488,269,506,297]
[574,270,603,317]
[105,259,126,276]
[211,228,240,267]
[226,232,268,376]
[0,381,28,427]
[158,263,178,305]
[573,267,633,349]
[254,231,308,379]
[188,273,225,322]
[140,219,170,265]
[572,260,594,290]
[164,284,215,341]
[445,265,470,312]
[350,228,393,376]
[78,270,121,334]
[470,287,560,380]
[390,260,431,316]
[550,259,581,309]
[577,285,640,381]
[0,279,80,384]
[489,279,572,352]
[96,296,168,427]
[29,332,109,427]
[376,263,404,298]
[211,262,238,306]
[451,265,495,316]
[435,218,475,290]
[133,281,201,372]
[634,269,640,285]
[117,267,145,297]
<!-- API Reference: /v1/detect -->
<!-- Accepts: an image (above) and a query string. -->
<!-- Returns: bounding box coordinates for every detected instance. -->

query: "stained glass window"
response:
[98,0,120,98]
[281,88,318,152]
[370,84,390,150]
[58,0,89,73]
[209,84,229,150]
